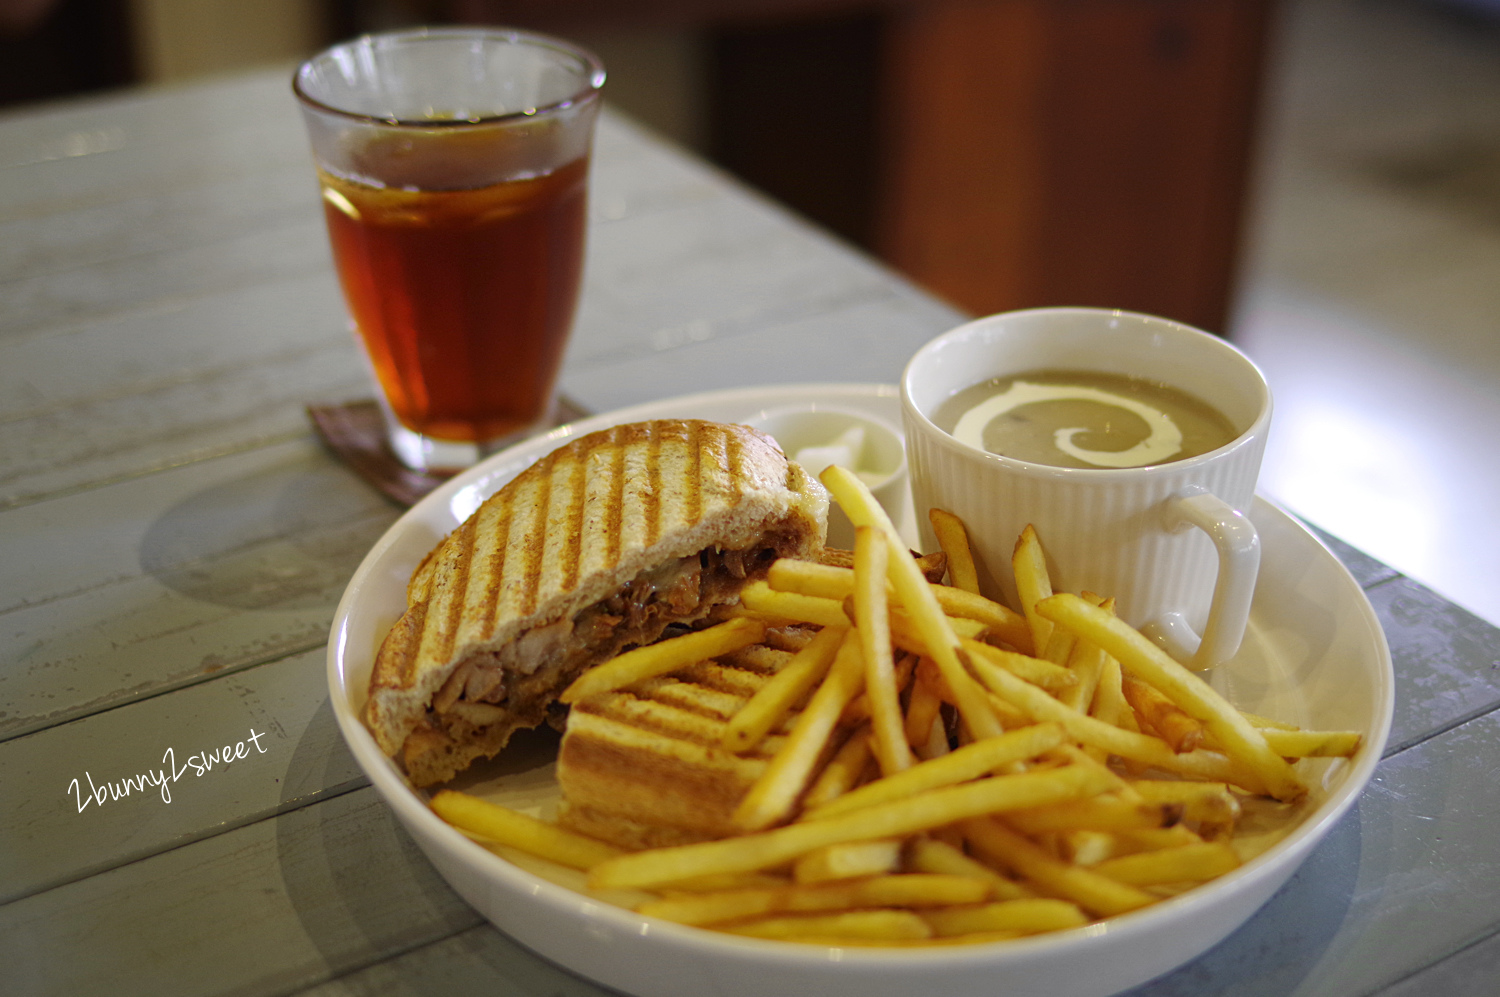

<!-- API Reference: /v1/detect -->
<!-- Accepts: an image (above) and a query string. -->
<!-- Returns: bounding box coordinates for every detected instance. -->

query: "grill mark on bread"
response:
[605,425,624,568]
[474,496,512,640]
[685,420,703,526]
[644,425,662,547]
[727,426,745,501]
[440,516,477,665]
[520,454,554,618]
[560,451,587,592]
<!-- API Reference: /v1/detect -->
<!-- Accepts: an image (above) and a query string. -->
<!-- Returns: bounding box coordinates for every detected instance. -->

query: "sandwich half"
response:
[364,419,829,787]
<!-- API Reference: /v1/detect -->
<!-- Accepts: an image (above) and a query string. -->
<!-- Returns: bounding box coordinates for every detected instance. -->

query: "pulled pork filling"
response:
[421,541,785,738]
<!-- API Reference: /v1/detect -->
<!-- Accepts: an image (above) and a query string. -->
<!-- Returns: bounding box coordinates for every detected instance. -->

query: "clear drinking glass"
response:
[294,28,605,472]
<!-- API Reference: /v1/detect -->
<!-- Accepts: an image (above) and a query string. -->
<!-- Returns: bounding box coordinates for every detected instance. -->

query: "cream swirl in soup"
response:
[933,369,1238,470]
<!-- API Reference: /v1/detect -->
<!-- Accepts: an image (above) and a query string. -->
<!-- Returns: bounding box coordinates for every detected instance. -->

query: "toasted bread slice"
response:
[556,640,802,848]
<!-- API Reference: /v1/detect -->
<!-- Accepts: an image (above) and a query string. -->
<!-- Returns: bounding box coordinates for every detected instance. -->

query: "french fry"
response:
[638,873,990,927]
[849,872,994,907]
[821,466,1004,741]
[1059,830,1118,867]
[932,587,1033,652]
[1004,797,1184,835]
[1043,628,1077,669]
[801,728,874,810]
[962,817,1157,917]
[767,557,860,601]
[772,553,959,601]
[802,723,1067,821]
[655,870,797,893]
[561,617,767,703]
[723,909,933,941]
[888,609,989,654]
[958,638,1076,692]
[922,898,1089,937]
[841,653,916,727]
[639,888,798,927]
[1089,652,1140,770]
[983,691,1034,730]
[1012,525,1055,662]
[1090,842,1240,886]
[965,642,1251,787]
[1129,780,1242,825]
[767,557,1031,651]
[723,624,846,753]
[906,837,1036,901]
[1036,594,1307,802]
[1092,654,1133,726]
[888,578,1003,743]
[1121,673,1206,754]
[429,791,621,870]
[929,507,981,594]
[738,581,850,629]
[1114,827,1207,852]
[1261,728,1362,758]
[1240,710,1301,731]
[905,658,945,750]
[734,629,867,831]
[853,525,913,776]
[1059,594,1112,713]
[799,931,1029,948]
[794,839,902,883]
[810,547,948,584]
[591,764,1116,890]
[920,715,954,760]
[834,470,1008,743]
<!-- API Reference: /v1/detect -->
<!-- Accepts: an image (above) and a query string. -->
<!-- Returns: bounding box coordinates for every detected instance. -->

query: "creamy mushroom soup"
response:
[933,369,1238,469]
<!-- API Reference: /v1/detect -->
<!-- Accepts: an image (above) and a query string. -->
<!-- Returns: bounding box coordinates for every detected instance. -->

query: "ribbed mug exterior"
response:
[901,308,1271,638]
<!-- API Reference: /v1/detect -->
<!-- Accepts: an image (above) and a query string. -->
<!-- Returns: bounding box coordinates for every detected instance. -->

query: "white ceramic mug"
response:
[901,308,1271,669]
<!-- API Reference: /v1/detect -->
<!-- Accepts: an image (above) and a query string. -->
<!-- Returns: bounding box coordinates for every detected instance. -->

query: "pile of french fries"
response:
[427,465,1361,946]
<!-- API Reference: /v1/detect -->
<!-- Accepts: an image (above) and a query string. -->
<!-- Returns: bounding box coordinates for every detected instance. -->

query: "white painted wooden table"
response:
[2,68,1497,997]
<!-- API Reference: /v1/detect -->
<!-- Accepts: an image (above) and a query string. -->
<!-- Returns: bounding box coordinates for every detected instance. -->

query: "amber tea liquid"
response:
[320,155,589,445]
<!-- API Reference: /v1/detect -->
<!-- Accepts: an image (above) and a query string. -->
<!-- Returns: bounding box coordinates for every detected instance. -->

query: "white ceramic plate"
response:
[328,383,1394,997]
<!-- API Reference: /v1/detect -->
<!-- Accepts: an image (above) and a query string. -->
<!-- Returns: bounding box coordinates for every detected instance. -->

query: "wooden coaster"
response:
[307,396,590,507]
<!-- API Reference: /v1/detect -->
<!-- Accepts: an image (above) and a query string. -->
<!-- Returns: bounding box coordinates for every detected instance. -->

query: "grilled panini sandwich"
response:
[364,419,829,787]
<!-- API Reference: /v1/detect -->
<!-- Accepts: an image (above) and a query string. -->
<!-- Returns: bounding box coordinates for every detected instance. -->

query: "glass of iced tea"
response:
[294,29,605,471]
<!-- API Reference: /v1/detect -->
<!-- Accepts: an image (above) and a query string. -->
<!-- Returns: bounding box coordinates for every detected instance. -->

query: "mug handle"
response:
[1141,489,1261,670]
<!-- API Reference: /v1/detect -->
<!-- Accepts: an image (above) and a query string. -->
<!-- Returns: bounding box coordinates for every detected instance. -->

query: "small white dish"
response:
[743,403,908,548]
[327,382,1393,997]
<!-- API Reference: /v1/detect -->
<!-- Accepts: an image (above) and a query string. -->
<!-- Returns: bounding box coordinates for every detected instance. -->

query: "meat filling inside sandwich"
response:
[406,536,795,768]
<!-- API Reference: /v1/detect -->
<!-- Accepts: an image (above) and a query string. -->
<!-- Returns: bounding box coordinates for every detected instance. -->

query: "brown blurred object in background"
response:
[0,0,134,107]
[405,0,1275,335]
[880,0,1275,333]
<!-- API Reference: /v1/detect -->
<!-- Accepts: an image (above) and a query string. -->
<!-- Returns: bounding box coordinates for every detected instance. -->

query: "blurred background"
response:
[3,0,1497,628]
